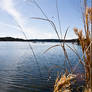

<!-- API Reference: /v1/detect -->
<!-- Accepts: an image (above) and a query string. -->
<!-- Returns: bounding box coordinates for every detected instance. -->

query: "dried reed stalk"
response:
[74,6,92,91]
[27,0,92,91]
[54,74,76,92]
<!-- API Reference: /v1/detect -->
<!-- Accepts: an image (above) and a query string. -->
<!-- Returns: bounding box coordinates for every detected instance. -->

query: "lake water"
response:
[0,42,84,92]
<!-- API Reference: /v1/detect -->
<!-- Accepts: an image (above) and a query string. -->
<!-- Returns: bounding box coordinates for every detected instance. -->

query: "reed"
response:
[27,0,92,91]
[54,0,92,91]
[54,2,92,92]
[74,6,92,91]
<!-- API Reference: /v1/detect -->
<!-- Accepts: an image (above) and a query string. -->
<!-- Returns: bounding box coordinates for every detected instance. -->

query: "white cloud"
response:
[0,0,31,38]
[0,0,25,27]
[0,0,58,39]
[25,27,58,39]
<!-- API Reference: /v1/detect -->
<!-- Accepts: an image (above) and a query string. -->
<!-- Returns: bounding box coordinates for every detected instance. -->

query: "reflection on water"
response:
[0,42,83,92]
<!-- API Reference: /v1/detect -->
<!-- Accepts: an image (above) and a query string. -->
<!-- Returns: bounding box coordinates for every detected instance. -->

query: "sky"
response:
[0,0,90,39]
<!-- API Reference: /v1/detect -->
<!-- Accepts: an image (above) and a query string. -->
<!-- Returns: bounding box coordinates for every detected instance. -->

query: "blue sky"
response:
[0,0,88,39]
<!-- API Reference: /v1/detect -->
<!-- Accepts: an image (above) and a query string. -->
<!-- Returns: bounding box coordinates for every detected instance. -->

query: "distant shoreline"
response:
[0,37,79,43]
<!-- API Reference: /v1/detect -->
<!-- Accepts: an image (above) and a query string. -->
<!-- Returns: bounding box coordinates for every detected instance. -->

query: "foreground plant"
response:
[54,74,76,92]
[27,0,92,91]
[54,1,92,92]
[74,6,92,92]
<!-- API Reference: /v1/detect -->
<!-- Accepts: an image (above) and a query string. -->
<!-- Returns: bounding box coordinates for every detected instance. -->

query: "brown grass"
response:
[54,74,76,92]
[74,7,92,89]
[54,1,92,92]
[27,0,92,91]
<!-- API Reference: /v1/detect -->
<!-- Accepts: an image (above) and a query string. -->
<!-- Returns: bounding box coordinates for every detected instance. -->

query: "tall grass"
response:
[29,0,74,73]
[54,0,92,91]
[74,2,92,91]
[27,0,92,91]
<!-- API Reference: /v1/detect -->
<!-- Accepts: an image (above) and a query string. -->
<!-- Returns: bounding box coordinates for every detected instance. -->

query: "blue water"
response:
[0,42,84,92]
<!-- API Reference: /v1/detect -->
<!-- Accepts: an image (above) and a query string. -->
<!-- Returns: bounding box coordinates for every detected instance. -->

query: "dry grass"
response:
[54,1,92,92]
[27,0,92,91]
[74,7,92,90]
[54,74,76,92]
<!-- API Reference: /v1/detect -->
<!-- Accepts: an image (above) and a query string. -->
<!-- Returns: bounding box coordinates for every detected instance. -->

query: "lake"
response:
[0,42,84,92]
